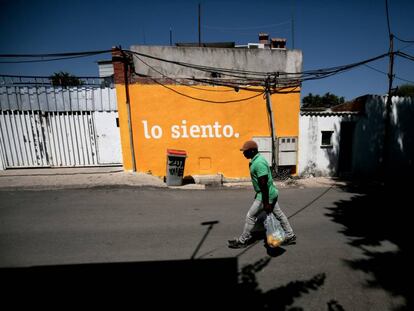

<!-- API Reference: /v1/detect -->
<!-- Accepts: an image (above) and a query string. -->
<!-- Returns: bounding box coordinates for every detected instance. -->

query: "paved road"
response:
[0,186,410,310]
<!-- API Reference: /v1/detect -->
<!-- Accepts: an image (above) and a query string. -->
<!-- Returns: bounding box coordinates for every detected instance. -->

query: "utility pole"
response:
[265,82,278,175]
[383,0,394,181]
[121,48,136,172]
[383,33,394,180]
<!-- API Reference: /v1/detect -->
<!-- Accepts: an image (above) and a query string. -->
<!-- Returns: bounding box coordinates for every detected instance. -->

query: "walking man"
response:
[228,140,296,248]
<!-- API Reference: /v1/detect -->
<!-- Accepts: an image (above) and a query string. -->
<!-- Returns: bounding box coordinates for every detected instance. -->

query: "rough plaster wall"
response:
[352,96,384,178]
[131,45,303,78]
[299,115,343,177]
[389,96,414,177]
[354,95,414,179]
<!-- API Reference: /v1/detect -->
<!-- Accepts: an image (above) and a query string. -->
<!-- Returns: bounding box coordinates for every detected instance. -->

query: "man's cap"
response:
[240,140,258,151]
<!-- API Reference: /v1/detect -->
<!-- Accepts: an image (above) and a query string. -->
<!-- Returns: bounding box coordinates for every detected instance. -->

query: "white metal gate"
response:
[0,110,121,168]
[0,79,122,169]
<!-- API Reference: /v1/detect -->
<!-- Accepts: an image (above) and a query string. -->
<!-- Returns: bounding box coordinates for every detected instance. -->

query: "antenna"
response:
[170,27,173,46]
[198,3,201,46]
[291,0,295,49]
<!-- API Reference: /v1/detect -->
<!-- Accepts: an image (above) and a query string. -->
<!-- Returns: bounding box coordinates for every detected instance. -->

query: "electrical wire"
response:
[396,51,414,62]
[0,49,112,58]
[202,20,292,31]
[363,64,414,84]
[0,46,403,98]
[0,73,104,79]
[0,49,112,64]
[125,49,275,79]
[125,49,392,90]
[133,53,235,92]
[0,55,105,64]
[394,35,414,43]
[132,50,302,93]
[145,75,266,104]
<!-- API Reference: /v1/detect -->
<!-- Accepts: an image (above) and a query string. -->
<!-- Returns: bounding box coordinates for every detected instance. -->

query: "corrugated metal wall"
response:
[0,85,117,111]
[0,110,99,167]
[0,80,121,169]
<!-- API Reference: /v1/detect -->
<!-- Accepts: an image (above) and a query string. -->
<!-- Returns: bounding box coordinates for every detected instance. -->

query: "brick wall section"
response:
[111,47,124,84]
[111,47,135,85]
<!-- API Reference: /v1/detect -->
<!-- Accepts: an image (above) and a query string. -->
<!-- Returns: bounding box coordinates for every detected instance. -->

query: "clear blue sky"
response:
[1,0,413,101]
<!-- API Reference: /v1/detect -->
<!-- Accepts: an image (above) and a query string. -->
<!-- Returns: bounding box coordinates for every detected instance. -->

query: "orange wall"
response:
[116,84,300,178]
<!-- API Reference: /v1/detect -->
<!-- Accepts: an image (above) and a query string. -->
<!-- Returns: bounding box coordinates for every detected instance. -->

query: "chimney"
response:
[271,38,287,49]
[258,33,269,45]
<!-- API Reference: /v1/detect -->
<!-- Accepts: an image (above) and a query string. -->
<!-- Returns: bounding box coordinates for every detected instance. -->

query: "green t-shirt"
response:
[249,153,278,203]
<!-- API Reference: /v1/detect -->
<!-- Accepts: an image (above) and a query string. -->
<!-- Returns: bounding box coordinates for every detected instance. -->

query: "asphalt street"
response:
[0,186,410,310]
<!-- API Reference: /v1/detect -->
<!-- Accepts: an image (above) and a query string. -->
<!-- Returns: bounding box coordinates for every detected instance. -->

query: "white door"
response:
[94,111,122,164]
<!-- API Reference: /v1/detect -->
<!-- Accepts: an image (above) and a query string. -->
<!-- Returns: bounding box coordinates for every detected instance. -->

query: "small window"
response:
[321,131,334,147]
[287,138,291,143]
[282,138,286,143]
[292,138,295,143]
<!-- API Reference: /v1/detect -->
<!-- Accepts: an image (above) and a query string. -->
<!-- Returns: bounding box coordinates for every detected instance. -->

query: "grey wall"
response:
[131,45,302,79]
[353,95,414,179]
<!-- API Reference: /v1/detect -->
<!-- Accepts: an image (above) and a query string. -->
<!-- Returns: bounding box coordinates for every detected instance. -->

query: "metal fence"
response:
[0,75,117,112]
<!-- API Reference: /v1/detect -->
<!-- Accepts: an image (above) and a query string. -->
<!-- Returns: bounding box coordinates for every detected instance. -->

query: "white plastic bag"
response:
[264,213,286,248]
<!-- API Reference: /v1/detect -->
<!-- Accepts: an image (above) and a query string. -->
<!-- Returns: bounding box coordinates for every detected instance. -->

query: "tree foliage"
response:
[50,71,83,87]
[394,84,414,97]
[302,92,345,108]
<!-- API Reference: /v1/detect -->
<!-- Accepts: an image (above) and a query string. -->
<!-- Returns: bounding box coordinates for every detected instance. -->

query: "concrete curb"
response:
[0,168,345,191]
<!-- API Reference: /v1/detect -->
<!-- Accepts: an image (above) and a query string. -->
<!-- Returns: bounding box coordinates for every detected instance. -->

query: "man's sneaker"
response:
[282,235,297,245]
[228,238,249,249]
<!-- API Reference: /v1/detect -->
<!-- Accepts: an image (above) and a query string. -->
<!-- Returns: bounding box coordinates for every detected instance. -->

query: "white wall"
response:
[299,113,358,177]
[0,144,4,170]
[299,114,341,176]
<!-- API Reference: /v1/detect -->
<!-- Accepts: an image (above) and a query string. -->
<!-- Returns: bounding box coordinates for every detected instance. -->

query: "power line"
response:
[202,20,292,31]
[127,48,392,103]
[0,73,104,79]
[397,51,414,62]
[394,35,414,44]
[0,55,105,64]
[0,49,112,58]
[126,49,392,88]
[0,46,403,96]
[0,49,112,64]
[146,75,266,104]
[125,49,275,78]
[363,64,414,84]
[133,53,236,92]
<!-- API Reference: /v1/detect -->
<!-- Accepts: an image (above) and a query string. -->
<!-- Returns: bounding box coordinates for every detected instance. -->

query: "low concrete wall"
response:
[131,45,302,79]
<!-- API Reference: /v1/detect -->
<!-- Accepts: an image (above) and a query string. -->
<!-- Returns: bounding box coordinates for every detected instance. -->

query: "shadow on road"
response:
[1,258,238,308]
[1,255,334,310]
[325,181,411,311]
[238,256,327,310]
